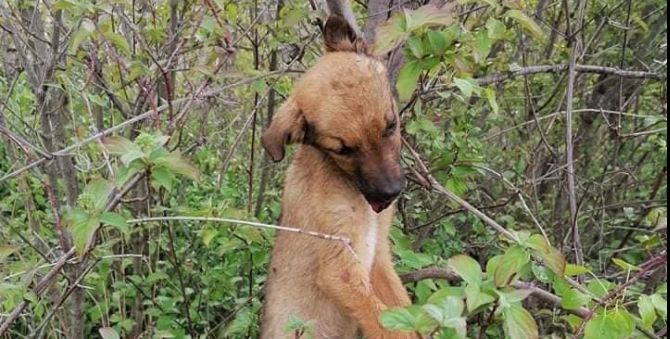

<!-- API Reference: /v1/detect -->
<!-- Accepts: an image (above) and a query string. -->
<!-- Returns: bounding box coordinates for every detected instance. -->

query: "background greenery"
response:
[0,0,666,338]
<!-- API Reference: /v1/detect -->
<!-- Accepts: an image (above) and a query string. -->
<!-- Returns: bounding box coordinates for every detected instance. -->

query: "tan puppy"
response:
[260,16,417,339]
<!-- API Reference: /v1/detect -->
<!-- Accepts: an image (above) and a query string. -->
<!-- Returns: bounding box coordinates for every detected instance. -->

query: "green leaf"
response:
[486,255,504,277]
[526,235,566,276]
[103,136,143,158]
[427,30,448,56]
[532,264,554,283]
[253,79,268,95]
[53,0,77,11]
[0,246,18,264]
[474,31,491,63]
[154,152,201,181]
[67,208,100,256]
[487,17,507,40]
[202,226,219,248]
[100,212,129,236]
[99,328,120,339]
[407,36,424,59]
[235,227,265,244]
[424,297,466,329]
[585,310,636,339]
[561,289,591,310]
[442,317,467,339]
[566,264,591,277]
[102,136,146,166]
[129,61,148,81]
[504,10,545,41]
[500,289,533,304]
[283,8,309,28]
[484,88,499,115]
[398,250,434,269]
[651,294,667,319]
[494,246,530,286]
[84,179,115,211]
[587,280,616,299]
[612,258,641,271]
[458,0,501,10]
[639,295,658,329]
[396,60,423,102]
[465,285,496,313]
[152,167,175,191]
[405,5,455,32]
[503,305,539,339]
[453,77,479,99]
[428,287,466,303]
[374,15,408,55]
[103,31,132,56]
[449,255,483,287]
[70,20,94,54]
[380,308,416,332]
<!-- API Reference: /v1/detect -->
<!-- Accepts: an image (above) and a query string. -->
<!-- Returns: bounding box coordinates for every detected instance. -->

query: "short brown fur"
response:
[260,17,418,339]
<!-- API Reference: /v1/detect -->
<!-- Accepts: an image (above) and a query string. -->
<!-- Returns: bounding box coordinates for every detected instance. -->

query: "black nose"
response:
[379,181,403,202]
[365,180,403,205]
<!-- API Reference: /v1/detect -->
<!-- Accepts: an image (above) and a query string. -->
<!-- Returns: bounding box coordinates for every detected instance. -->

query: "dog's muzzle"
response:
[363,181,402,214]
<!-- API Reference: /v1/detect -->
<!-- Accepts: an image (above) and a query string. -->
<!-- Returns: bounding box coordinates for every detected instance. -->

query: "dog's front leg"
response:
[370,252,420,339]
[371,252,412,308]
[317,244,413,339]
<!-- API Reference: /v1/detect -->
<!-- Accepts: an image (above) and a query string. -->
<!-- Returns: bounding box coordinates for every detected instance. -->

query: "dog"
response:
[260,16,418,339]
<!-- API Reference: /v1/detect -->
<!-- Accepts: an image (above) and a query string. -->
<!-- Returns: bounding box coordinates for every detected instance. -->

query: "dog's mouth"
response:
[368,200,393,214]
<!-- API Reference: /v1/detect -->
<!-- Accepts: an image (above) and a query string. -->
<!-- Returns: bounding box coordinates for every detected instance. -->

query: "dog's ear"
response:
[324,16,368,54]
[262,97,304,162]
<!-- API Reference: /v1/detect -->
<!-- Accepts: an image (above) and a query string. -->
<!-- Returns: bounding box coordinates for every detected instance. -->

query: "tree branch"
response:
[127,216,353,245]
[475,64,667,86]
[565,0,587,269]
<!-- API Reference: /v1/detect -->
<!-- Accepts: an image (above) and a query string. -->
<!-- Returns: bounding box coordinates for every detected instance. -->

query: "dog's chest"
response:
[360,213,379,272]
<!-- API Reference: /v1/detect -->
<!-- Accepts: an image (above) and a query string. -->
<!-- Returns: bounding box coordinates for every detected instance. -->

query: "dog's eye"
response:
[336,146,356,156]
[385,119,398,137]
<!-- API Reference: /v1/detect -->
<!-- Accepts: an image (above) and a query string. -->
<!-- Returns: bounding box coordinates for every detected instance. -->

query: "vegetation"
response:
[0,0,666,338]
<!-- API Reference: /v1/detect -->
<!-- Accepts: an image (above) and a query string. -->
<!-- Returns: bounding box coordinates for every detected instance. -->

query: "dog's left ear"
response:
[262,97,305,162]
[324,15,369,54]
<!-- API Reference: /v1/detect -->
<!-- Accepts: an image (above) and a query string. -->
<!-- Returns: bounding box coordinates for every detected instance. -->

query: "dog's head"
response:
[262,16,403,214]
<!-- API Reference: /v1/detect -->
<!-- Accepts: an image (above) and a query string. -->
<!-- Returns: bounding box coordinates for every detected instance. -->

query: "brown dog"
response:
[259,16,417,339]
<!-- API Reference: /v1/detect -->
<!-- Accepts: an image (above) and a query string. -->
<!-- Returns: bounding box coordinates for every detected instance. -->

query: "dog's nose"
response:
[378,181,403,203]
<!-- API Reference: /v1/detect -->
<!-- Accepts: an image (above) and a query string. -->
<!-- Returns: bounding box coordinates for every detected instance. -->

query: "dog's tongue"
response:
[370,201,390,214]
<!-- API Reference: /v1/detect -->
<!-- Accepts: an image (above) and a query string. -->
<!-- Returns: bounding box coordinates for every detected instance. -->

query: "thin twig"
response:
[126,216,353,245]
[483,109,663,141]
[565,0,587,268]
[472,64,667,86]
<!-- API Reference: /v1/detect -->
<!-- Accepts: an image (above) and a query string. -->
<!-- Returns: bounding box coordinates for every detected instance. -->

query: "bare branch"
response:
[127,216,353,245]
[565,0,588,268]
[474,64,667,86]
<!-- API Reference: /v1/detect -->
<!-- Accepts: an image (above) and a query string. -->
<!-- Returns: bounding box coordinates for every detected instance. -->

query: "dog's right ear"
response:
[262,97,304,162]
[324,15,368,54]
